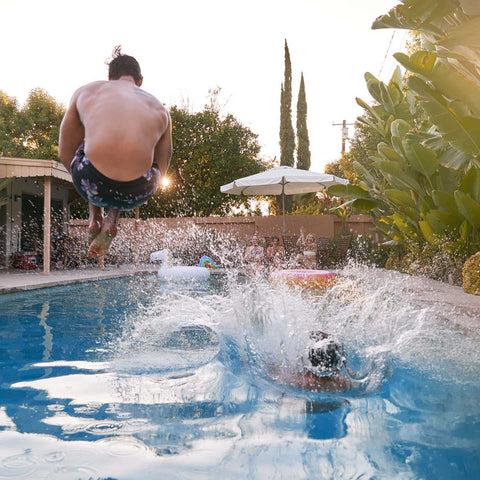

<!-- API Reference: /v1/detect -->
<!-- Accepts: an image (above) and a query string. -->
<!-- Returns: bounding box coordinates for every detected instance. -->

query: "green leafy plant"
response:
[328,0,480,282]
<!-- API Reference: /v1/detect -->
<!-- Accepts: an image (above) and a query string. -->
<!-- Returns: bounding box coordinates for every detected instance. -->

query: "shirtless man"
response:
[58,46,172,258]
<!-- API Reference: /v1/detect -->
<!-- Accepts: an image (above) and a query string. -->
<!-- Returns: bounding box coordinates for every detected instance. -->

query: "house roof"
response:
[0,157,72,183]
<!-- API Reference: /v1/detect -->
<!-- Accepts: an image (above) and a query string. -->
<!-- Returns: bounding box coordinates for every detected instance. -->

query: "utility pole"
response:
[332,120,354,154]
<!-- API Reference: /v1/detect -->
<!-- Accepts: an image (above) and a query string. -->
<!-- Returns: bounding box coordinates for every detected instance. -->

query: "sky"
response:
[1,0,406,173]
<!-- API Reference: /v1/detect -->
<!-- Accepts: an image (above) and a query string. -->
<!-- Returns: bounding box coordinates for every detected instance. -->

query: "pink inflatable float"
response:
[270,269,336,290]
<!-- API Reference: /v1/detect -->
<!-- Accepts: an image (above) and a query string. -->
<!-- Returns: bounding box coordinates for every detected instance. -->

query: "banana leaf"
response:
[398,52,480,117]
[372,6,446,35]
[353,161,376,187]
[454,190,480,228]
[375,159,423,193]
[438,146,472,169]
[392,213,419,239]
[459,166,480,202]
[391,119,413,139]
[407,76,480,158]
[330,198,379,212]
[327,184,371,199]
[377,143,404,162]
[384,189,417,209]
[403,140,439,179]
[438,16,480,48]
[389,66,404,91]
[426,209,462,232]
[419,220,442,245]
[432,190,458,213]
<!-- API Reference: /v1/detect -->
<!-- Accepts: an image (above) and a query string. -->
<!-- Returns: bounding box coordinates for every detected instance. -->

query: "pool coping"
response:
[0,264,228,294]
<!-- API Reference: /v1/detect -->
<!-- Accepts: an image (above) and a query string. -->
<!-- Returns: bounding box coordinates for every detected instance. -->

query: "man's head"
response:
[108,45,143,86]
[308,330,345,375]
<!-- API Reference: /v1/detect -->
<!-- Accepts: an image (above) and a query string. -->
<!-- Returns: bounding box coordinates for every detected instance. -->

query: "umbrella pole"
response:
[282,186,286,236]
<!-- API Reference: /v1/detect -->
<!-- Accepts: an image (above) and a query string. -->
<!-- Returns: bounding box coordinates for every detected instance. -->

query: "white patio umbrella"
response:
[220,166,349,235]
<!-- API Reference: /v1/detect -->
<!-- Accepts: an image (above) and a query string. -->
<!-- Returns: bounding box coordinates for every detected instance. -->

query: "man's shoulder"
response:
[73,81,108,98]
[136,88,169,112]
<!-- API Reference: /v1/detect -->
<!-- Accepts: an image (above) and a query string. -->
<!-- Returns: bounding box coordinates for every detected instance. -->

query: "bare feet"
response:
[88,205,103,245]
[88,208,120,258]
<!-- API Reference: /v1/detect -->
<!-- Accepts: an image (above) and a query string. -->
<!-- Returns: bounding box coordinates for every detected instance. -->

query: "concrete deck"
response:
[0,265,160,294]
[390,271,480,342]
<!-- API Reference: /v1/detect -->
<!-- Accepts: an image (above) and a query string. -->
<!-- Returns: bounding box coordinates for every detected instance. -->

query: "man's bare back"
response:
[60,78,170,181]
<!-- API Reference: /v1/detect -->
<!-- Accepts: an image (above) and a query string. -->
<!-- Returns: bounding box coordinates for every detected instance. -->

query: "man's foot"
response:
[87,228,117,258]
[88,205,103,245]
[87,208,120,258]
[88,221,102,246]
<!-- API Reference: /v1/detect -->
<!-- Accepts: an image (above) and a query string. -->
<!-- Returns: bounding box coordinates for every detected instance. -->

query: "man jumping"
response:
[58,46,172,258]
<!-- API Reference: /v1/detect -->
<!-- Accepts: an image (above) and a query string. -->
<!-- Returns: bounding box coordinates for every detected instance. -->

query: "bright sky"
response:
[1,0,405,172]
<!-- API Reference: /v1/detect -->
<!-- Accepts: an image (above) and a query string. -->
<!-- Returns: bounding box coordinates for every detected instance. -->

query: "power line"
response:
[378,30,396,78]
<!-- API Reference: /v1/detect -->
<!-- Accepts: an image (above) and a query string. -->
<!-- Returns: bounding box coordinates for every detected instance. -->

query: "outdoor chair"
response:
[316,236,330,269]
[334,235,352,265]
[282,235,298,257]
[264,236,274,248]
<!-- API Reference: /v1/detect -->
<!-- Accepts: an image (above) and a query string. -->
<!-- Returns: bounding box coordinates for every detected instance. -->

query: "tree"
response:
[142,105,265,218]
[0,91,25,157]
[296,72,310,171]
[279,40,295,167]
[20,88,65,159]
[0,89,65,160]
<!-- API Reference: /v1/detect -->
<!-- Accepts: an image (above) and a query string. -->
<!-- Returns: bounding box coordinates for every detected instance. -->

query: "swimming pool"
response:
[0,267,479,479]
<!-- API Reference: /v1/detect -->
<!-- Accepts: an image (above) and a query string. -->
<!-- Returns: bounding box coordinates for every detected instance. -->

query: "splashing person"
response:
[270,331,358,392]
[58,46,172,258]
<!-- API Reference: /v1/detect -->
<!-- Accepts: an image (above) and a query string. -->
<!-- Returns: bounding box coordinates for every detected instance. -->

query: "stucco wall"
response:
[69,214,379,265]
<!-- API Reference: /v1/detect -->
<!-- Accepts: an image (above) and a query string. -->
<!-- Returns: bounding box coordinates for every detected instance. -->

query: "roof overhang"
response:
[0,157,72,183]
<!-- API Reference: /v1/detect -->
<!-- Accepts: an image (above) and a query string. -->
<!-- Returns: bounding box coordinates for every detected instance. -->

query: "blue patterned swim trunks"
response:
[70,143,160,211]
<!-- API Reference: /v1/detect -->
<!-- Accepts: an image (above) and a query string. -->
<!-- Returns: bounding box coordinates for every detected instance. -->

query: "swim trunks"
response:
[70,143,160,211]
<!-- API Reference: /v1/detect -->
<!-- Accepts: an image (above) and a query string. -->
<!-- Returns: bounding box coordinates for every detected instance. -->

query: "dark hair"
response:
[308,331,344,372]
[272,236,280,242]
[107,45,142,84]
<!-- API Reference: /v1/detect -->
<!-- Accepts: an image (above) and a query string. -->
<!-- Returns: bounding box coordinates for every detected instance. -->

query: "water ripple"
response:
[0,451,38,477]
[47,465,98,480]
[95,436,152,457]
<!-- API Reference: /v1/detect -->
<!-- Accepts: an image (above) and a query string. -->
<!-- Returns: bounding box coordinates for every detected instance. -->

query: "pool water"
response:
[0,268,479,479]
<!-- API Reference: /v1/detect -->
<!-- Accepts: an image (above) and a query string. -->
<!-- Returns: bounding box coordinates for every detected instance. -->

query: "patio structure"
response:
[0,157,73,274]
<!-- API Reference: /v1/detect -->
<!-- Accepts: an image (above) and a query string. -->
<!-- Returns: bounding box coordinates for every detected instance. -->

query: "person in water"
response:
[58,46,172,258]
[271,331,358,392]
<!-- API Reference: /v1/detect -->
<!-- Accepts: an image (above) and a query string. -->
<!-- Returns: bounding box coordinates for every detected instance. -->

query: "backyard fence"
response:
[67,214,379,266]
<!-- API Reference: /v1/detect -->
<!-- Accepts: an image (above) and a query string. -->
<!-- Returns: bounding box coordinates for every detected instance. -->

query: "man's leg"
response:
[88,204,103,245]
[88,208,121,258]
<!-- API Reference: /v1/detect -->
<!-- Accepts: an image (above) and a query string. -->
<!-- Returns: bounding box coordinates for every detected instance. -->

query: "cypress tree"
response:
[296,72,311,170]
[279,40,295,168]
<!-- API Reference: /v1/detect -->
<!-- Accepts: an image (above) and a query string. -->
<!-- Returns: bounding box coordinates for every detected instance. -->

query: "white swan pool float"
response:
[150,249,210,282]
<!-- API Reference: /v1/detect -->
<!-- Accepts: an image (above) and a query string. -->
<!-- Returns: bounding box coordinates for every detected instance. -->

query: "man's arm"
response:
[153,111,173,177]
[58,90,85,171]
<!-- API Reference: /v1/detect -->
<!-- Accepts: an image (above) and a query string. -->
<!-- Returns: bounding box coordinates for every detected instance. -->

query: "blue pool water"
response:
[0,267,479,479]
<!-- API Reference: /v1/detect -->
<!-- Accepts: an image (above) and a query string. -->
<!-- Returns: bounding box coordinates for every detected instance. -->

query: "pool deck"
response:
[401,274,480,341]
[0,266,478,341]
[0,264,162,294]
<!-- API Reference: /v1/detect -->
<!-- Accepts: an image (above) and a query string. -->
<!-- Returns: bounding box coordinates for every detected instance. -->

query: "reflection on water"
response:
[0,268,479,479]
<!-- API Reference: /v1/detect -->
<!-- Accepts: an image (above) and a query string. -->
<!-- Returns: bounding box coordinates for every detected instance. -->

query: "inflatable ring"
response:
[270,269,336,290]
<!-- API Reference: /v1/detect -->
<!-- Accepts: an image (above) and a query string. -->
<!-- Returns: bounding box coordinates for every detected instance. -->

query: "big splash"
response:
[0,263,479,479]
